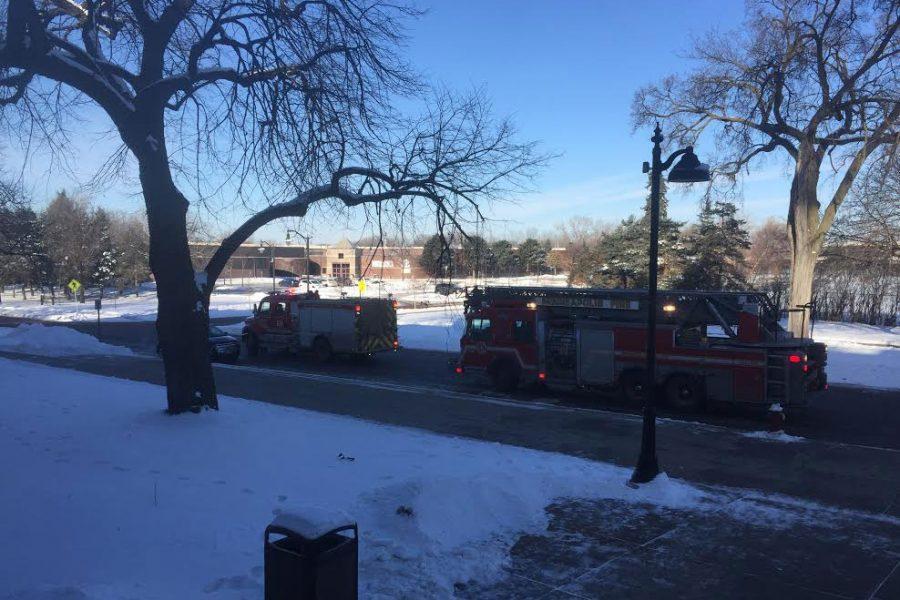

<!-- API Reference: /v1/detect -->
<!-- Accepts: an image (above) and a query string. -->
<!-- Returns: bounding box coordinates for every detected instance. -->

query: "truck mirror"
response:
[252,303,258,315]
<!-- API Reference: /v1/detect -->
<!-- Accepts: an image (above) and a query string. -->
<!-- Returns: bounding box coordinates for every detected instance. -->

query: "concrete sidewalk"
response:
[460,492,900,599]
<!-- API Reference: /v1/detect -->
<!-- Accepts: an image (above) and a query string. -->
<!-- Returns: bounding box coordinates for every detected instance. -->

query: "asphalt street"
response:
[2,316,896,451]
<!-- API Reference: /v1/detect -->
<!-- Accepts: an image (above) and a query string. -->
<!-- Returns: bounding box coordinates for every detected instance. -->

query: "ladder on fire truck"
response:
[765,354,789,404]
[465,286,784,339]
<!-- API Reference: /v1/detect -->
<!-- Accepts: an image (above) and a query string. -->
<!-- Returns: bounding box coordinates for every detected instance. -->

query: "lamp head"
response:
[668,147,711,183]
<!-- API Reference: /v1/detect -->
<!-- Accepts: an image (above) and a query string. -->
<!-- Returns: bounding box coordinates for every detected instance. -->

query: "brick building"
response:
[190,240,427,281]
[190,240,571,282]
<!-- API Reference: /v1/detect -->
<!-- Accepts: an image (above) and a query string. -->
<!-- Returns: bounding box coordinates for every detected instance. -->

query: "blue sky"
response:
[13,0,800,243]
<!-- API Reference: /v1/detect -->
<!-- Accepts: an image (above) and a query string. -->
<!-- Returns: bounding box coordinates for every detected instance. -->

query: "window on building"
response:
[338,252,344,259]
[469,318,492,341]
[332,263,350,279]
[513,319,534,342]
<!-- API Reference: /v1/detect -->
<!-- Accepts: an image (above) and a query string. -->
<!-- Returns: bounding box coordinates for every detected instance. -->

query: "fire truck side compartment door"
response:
[309,306,332,332]
[330,308,356,351]
[576,326,615,386]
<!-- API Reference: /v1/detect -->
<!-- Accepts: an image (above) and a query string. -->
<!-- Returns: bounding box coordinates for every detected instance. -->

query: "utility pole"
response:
[258,242,275,291]
[286,230,312,294]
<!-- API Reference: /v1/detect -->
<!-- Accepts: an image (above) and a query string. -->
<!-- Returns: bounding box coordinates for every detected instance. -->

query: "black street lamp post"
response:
[631,123,710,484]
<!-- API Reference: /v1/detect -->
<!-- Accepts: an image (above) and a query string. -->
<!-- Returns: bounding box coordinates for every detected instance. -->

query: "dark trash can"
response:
[264,512,358,600]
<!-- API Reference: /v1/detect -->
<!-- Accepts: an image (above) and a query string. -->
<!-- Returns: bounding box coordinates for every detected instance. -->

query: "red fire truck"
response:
[456,286,827,411]
[243,291,399,360]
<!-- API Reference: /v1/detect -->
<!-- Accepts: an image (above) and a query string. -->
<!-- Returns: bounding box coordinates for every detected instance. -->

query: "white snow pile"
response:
[0,358,714,600]
[396,308,466,352]
[0,324,133,357]
[739,430,806,443]
[811,322,899,347]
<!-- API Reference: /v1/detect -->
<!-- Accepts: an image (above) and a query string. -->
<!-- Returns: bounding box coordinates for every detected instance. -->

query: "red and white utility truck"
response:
[242,291,399,360]
[456,286,827,411]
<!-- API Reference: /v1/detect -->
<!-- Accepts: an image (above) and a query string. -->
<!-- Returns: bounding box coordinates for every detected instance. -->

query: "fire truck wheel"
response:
[620,370,645,403]
[490,361,520,393]
[664,375,705,412]
[246,333,260,357]
[313,337,333,362]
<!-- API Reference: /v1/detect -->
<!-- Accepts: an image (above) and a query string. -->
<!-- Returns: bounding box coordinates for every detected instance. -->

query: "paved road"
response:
[3,316,899,451]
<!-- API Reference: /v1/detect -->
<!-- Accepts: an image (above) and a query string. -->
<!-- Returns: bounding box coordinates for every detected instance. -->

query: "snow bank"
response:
[801,322,899,389]
[397,308,466,352]
[0,324,133,357]
[0,358,713,600]
[812,322,899,347]
[740,430,806,443]
[823,345,900,390]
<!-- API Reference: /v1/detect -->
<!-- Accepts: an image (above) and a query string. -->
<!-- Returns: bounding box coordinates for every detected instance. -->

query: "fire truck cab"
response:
[243,291,399,360]
[457,287,827,411]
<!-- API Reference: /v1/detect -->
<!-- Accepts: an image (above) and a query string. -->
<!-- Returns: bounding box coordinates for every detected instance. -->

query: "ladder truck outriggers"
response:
[455,286,827,412]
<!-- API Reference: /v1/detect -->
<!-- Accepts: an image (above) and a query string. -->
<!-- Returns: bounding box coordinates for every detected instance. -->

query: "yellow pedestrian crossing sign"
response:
[67,279,82,294]
[357,278,366,294]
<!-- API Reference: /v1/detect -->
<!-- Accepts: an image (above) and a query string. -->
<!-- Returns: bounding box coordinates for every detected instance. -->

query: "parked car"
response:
[434,282,464,296]
[156,325,241,364]
[208,325,241,363]
[278,277,301,287]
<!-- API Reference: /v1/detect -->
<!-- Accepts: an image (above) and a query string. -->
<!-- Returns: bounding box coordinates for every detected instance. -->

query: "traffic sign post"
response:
[95,298,102,341]
[67,279,82,302]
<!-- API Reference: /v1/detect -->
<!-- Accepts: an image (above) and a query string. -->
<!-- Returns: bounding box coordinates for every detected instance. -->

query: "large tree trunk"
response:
[139,150,218,414]
[787,155,823,339]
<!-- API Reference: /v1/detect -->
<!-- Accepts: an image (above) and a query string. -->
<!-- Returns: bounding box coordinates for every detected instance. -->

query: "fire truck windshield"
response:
[469,318,492,341]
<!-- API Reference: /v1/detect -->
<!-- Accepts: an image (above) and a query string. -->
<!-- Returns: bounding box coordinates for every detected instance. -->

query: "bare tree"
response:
[0,176,41,301]
[0,1,540,413]
[110,213,151,293]
[633,0,899,336]
[0,176,38,258]
[203,93,538,285]
[817,152,899,323]
[746,217,793,308]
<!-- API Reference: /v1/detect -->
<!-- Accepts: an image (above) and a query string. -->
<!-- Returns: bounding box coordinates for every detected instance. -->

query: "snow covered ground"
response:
[0,276,565,323]
[0,358,715,599]
[806,322,900,390]
[396,307,466,353]
[0,323,133,357]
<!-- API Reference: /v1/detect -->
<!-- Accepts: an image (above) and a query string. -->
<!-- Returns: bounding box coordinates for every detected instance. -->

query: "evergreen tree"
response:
[678,199,751,290]
[89,209,117,295]
[598,177,684,288]
[516,238,547,275]
[418,234,453,279]
[460,235,493,277]
[491,240,519,276]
